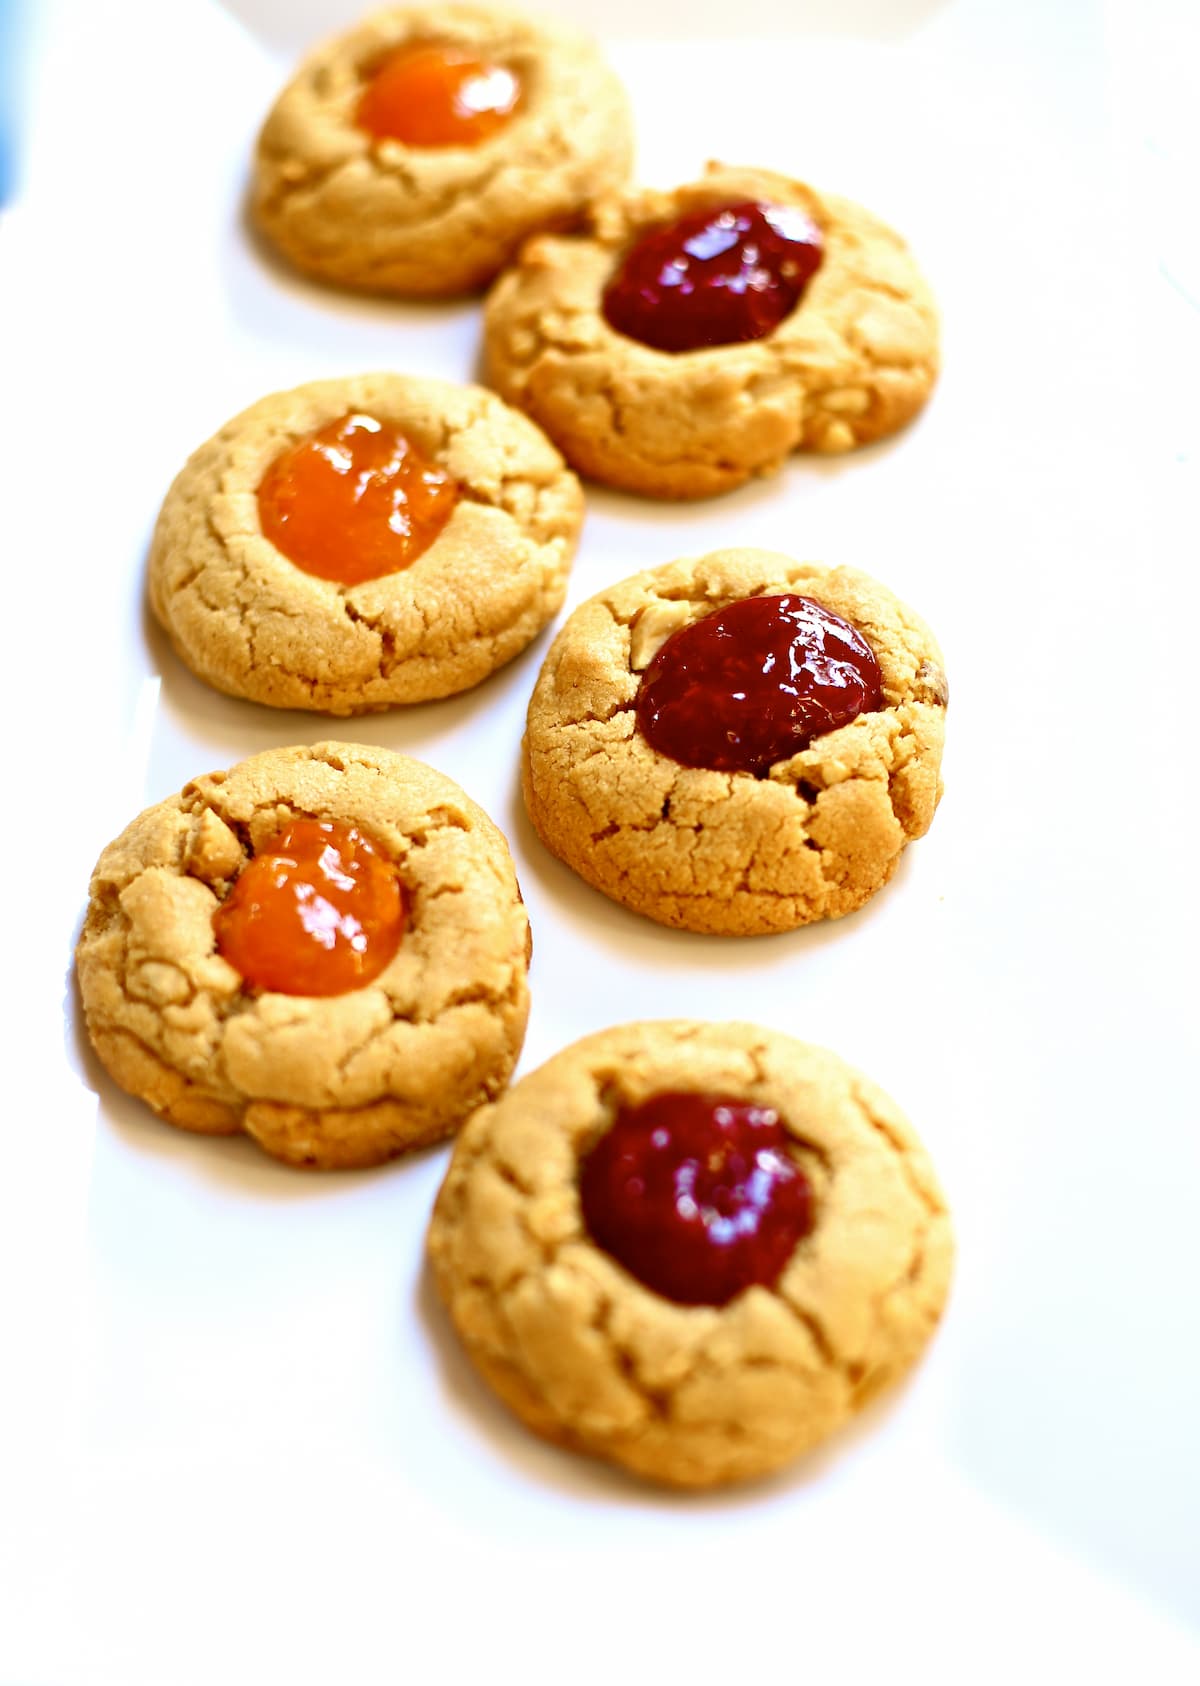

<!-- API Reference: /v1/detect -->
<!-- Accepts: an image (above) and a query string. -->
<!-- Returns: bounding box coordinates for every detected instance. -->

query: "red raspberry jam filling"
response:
[357,42,522,148]
[213,819,405,997]
[579,1092,814,1306]
[636,593,883,776]
[602,199,823,354]
[257,413,459,586]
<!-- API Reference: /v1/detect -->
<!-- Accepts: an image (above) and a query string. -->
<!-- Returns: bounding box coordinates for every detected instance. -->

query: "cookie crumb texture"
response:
[485,162,939,497]
[428,1021,953,1488]
[523,548,948,935]
[148,374,584,714]
[253,3,634,296]
[76,743,531,1169]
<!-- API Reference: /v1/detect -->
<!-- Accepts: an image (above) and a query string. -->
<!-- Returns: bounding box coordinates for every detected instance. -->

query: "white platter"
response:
[2,0,1197,1679]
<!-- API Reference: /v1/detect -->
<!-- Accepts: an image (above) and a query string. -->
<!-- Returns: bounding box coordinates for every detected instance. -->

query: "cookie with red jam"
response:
[252,3,633,296]
[427,1020,954,1488]
[521,547,948,935]
[484,161,939,498]
[76,743,531,1169]
[148,373,583,714]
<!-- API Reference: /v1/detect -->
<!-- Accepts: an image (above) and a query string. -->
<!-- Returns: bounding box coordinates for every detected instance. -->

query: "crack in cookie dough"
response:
[522,548,947,935]
[484,162,939,498]
[149,374,584,714]
[76,743,530,1169]
[428,1021,954,1487]
[252,3,634,296]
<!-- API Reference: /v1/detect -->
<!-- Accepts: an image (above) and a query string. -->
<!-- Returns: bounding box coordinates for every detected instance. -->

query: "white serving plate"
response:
[2,0,1197,1679]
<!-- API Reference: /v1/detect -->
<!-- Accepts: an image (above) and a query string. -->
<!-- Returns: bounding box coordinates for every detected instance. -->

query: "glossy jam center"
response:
[579,1092,814,1307]
[213,819,405,997]
[602,199,823,354]
[357,42,522,147]
[257,413,458,585]
[636,594,883,776]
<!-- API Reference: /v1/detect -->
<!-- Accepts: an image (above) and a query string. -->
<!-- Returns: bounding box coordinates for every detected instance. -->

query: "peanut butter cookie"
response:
[428,1020,953,1488]
[252,3,634,296]
[76,743,531,1169]
[148,373,584,714]
[522,547,947,935]
[484,162,939,498]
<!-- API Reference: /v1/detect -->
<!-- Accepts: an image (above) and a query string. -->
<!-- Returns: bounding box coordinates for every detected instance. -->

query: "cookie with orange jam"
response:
[252,3,633,296]
[75,743,531,1169]
[428,1020,954,1487]
[484,161,939,498]
[148,373,584,713]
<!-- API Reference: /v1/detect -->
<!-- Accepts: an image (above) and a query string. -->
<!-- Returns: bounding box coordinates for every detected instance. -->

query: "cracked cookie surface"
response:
[428,1019,954,1488]
[522,547,948,935]
[148,373,584,714]
[252,3,634,296]
[484,161,939,498]
[76,742,531,1169]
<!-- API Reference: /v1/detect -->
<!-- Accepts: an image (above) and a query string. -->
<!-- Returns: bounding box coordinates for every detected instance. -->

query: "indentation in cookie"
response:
[257,413,459,585]
[579,1090,815,1305]
[602,200,823,353]
[634,593,883,777]
[213,818,406,997]
[357,41,522,147]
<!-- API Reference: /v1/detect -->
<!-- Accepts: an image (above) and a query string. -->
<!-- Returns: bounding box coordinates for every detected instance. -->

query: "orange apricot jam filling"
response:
[257,413,459,586]
[213,819,406,997]
[356,42,522,147]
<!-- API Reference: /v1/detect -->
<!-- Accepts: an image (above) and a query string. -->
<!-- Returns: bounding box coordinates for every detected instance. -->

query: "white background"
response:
[1,0,1197,1680]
